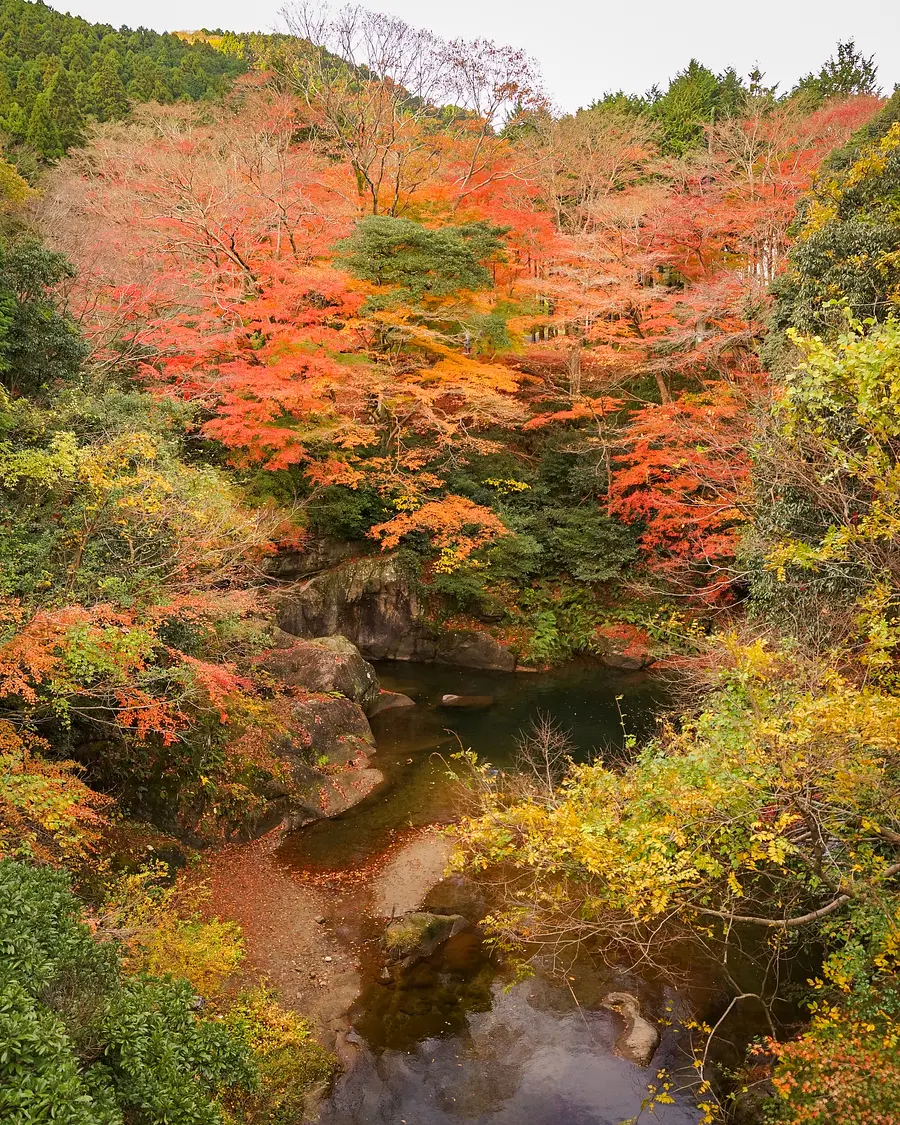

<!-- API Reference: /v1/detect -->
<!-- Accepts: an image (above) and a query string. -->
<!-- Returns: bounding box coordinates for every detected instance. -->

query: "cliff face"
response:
[273,554,517,672]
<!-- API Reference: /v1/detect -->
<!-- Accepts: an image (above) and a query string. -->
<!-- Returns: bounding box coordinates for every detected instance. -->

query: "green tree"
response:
[650,59,740,153]
[794,38,879,101]
[340,216,507,300]
[25,90,61,159]
[85,51,129,121]
[46,66,84,149]
[0,238,87,396]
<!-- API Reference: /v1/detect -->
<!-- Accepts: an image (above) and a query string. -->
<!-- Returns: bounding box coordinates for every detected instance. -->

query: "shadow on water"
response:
[276,661,704,1124]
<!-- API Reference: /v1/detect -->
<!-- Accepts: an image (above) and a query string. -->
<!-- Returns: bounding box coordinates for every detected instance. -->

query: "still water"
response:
[278,661,703,1125]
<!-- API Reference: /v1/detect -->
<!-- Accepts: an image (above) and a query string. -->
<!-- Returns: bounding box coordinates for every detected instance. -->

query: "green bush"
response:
[305,484,389,540]
[0,858,254,1125]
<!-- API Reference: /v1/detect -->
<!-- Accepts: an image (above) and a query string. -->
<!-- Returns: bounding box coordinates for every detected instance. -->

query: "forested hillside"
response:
[1,2,899,1121]
[0,0,246,162]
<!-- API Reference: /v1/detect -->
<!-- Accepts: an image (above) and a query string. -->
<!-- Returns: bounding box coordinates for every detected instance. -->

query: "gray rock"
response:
[273,554,518,671]
[601,991,660,1066]
[382,911,471,965]
[281,695,375,764]
[435,629,515,672]
[276,695,382,821]
[274,554,433,661]
[263,537,361,581]
[600,652,654,672]
[260,634,381,713]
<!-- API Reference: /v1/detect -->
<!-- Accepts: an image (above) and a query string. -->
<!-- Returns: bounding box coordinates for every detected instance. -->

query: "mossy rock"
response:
[382,911,470,964]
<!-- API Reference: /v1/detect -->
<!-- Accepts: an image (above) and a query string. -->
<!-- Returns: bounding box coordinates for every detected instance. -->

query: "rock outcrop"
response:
[274,554,428,660]
[260,632,381,713]
[273,554,518,671]
[263,536,362,581]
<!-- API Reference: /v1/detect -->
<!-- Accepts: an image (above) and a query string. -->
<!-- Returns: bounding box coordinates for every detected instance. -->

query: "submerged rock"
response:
[382,911,470,964]
[260,633,381,713]
[370,831,454,918]
[439,694,495,709]
[368,690,417,717]
[601,991,660,1066]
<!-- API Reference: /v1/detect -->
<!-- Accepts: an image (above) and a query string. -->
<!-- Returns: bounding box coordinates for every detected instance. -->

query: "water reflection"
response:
[277,660,700,1123]
[323,962,700,1125]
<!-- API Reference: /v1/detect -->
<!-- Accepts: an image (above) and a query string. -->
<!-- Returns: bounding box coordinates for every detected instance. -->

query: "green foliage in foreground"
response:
[0,858,254,1125]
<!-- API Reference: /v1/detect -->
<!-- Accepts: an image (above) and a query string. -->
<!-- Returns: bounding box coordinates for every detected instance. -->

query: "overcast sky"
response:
[55,0,900,112]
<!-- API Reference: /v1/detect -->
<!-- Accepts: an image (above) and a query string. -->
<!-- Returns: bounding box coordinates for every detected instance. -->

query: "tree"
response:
[794,39,879,100]
[46,67,84,150]
[86,52,129,122]
[25,90,62,160]
[281,1,544,215]
[650,59,739,154]
[0,238,86,396]
[339,215,505,298]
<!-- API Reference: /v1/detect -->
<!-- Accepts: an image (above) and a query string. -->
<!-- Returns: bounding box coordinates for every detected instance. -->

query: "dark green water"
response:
[278,660,667,872]
[277,661,704,1125]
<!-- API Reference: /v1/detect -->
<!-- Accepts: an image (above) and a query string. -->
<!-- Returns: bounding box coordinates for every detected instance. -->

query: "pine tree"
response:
[25,91,61,159]
[86,52,129,122]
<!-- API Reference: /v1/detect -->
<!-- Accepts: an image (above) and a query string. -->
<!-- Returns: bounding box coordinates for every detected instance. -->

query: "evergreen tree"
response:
[794,39,880,101]
[46,66,82,150]
[25,89,61,158]
[651,60,725,154]
[86,51,129,122]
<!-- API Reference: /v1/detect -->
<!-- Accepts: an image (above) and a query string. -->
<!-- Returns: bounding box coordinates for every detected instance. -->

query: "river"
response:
[275,660,706,1125]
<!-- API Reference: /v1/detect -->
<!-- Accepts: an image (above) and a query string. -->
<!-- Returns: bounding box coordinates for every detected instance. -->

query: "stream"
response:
[275,661,706,1124]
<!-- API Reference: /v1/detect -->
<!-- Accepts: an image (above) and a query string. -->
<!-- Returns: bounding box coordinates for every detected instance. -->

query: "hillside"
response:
[1,8,900,1125]
[0,0,247,161]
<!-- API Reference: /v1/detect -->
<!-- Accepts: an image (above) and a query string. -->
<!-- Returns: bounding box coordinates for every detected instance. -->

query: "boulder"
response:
[276,695,382,821]
[595,623,655,671]
[367,690,417,717]
[601,991,660,1067]
[600,652,648,672]
[382,911,470,965]
[434,629,515,672]
[282,695,375,764]
[260,634,381,713]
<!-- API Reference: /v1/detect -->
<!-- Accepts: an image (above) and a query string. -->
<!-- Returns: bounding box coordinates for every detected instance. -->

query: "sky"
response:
[54,0,900,112]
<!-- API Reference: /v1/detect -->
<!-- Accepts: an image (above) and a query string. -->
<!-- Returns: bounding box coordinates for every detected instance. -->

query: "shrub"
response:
[0,858,254,1125]
[223,988,337,1125]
